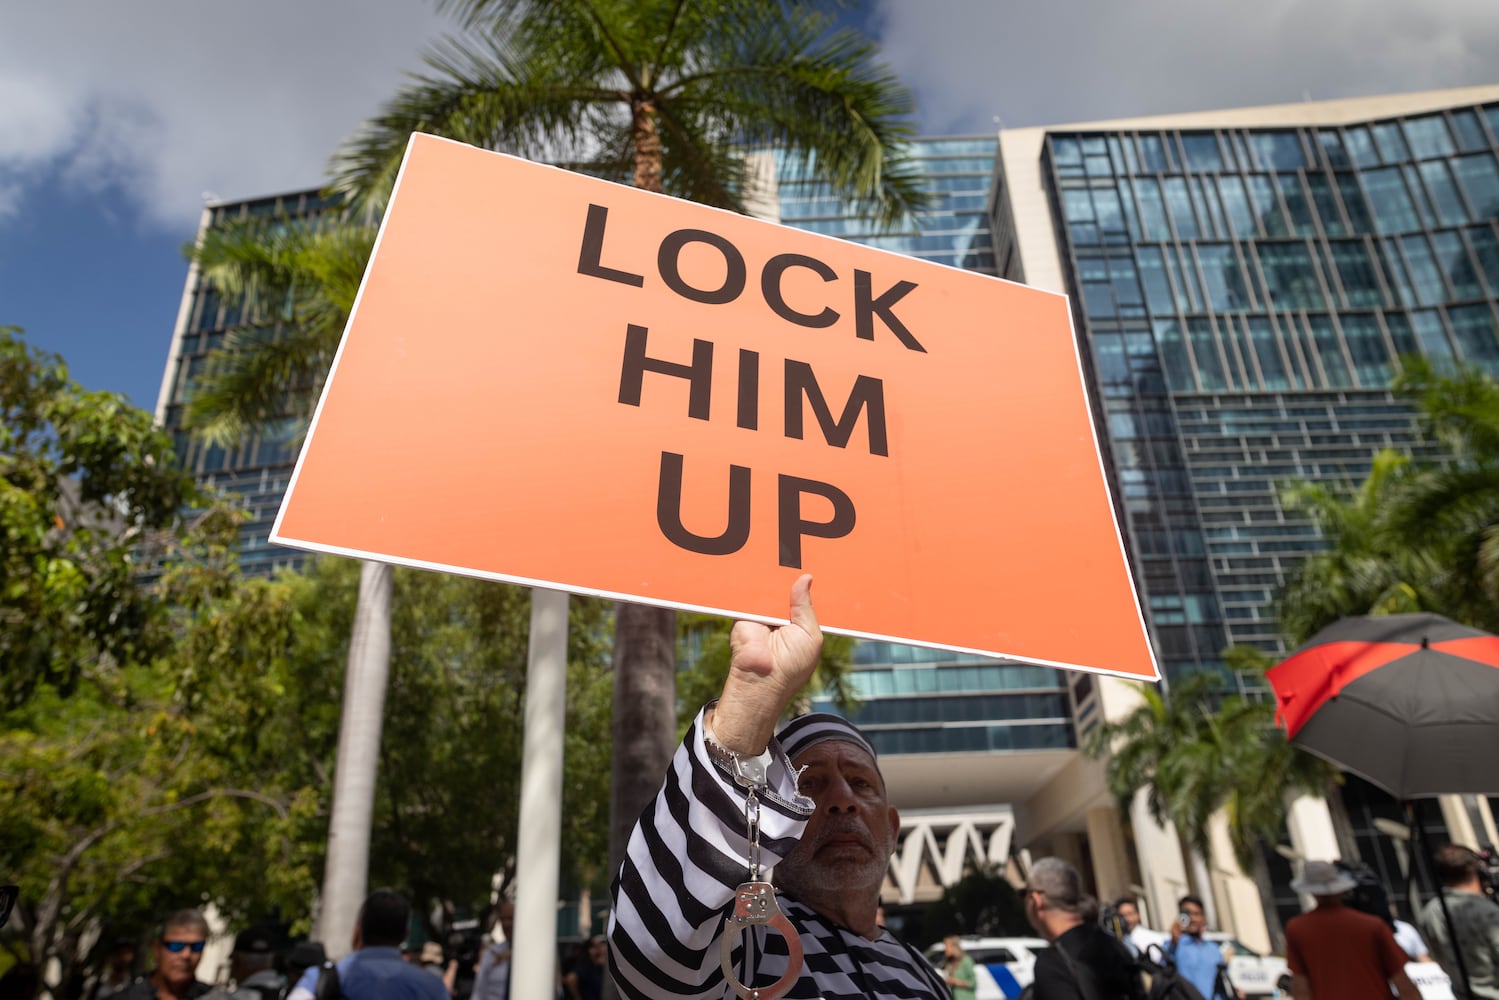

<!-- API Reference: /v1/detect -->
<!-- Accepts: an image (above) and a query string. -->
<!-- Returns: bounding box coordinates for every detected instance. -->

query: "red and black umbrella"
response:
[1267,612,1499,800]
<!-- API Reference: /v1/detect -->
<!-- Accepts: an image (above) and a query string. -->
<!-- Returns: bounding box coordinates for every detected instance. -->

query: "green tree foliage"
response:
[2,547,615,981]
[185,217,377,447]
[184,203,397,948]
[675,611,857,734]
[921,864,1029,939]
[0,328,200,707]
[373,563,616,904]
[1276,360,1499,640]
[0,330,307,978]
[335,0,927,225]
[1276,450,1441,645]
[0,330,613,972]
[1083,673,1334,872]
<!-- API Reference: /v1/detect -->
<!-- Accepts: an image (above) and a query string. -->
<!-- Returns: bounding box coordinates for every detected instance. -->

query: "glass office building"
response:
[994,87,1499,939]
[157,189,344,577]
[996,89,1499,693]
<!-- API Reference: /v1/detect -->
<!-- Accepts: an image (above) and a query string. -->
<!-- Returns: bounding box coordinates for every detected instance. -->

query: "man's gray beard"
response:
[775,831,888,904]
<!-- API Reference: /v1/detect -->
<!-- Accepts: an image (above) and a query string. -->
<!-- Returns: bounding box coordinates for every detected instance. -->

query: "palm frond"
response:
[332,30,625,215]
[335,0,924,231]
[184,215,376,447]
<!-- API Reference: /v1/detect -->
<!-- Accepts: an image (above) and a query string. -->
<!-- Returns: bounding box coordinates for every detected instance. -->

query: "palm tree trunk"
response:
[1184,843,1219,927]
[1248,837,1287,953]
[607,602,677,877]
[316,559,393,957]
[631,98,663,193]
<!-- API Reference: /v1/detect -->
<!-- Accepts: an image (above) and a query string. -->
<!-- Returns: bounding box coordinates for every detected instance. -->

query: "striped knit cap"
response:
[775,712,877,763]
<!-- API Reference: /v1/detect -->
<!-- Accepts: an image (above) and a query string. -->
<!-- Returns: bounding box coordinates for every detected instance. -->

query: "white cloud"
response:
[7,0,1499,239]
[871,0,1499,134]
[0,1,451,233]
[0,180,21,222]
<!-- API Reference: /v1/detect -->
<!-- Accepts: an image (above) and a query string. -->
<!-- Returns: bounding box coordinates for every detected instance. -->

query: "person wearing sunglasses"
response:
[107,910,212,1000]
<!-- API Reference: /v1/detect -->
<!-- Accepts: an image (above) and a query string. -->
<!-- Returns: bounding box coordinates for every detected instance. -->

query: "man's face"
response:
[1180,900,1207,936]
[587,938,606,966]
[1117,902,1140,930]
[1023,886,1045,937]
[776,741,898,901]
[497,902,516,944]
[154,925,205,988]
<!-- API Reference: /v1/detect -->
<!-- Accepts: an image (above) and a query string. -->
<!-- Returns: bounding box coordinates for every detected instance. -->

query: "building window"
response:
[1137,133,1175,172]
[1182,133,1225,172]
[1454,153,1499,219]
[1372,122,1413,164]
[1251,131,1306,171]
[1449,303,1499,371]
[1306,172,1346,235]
[1153,319,1197,391]
[1188,318,1228,390]
[1362,168,1421,233]
[1330,239,1386,308]
[1419,160,1469,226]
[1450,109,1491,153]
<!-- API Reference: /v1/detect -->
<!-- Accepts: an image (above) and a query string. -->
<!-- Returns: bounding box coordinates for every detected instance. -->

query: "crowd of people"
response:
[11,577,1499,1000]
[28,893,606,1000]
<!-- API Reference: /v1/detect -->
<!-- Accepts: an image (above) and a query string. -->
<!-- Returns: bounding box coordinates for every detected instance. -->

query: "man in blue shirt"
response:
[291,890,448,1000]
[1166,896,1239,1000]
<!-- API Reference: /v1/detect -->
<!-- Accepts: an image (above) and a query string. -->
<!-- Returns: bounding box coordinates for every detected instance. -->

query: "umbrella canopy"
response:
[1267,612,1499,799]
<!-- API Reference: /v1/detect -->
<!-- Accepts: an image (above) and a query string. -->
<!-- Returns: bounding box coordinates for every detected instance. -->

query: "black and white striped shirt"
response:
[608,710,950,999]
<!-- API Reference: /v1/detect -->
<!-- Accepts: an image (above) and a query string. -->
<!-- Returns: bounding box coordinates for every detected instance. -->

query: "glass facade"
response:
[1031,106,1499,687]
[810,645,1074,755]
[158,189,343,576]
[775,136,999,274]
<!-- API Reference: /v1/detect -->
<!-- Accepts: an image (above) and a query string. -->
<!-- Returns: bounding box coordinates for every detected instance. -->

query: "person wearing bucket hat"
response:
[608,574,948,999]
[1284,861,1419,1000]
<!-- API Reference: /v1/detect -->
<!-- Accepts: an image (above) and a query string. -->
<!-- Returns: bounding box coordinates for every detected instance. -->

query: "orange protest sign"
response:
[272,133,1158,680]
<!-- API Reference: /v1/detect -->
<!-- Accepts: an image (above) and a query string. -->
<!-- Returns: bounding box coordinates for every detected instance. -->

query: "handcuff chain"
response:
[744,787,762,881]
[719,749,802,1000]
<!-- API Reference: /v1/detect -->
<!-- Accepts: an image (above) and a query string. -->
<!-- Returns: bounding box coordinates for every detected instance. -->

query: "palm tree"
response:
[185,215,387,952]
[1275,449,1441,645]
[1084,672,1336,949]
[1386,358,1499,632]
[329,0,926,876]
[1084,673,1223,870]
[1275,361,1499,640]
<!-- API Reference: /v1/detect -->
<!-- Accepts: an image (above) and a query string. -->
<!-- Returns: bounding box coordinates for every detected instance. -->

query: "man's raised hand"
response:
[712,574,823,753]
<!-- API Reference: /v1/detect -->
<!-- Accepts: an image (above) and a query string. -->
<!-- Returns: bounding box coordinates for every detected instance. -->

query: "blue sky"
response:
[2,171,188,412]
[6,0,1499,413]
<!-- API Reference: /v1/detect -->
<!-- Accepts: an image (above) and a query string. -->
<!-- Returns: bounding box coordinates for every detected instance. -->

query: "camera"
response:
[1177,911,1192,929]
[1478,845,1499,898]
[1098,903,1127,940]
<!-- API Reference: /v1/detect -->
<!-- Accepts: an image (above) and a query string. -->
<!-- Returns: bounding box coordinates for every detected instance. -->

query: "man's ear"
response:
[886,806,900,852]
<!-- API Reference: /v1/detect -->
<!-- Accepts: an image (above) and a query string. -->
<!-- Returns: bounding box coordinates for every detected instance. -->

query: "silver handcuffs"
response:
[708,726,805,1000]
[719,880,803,1000]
